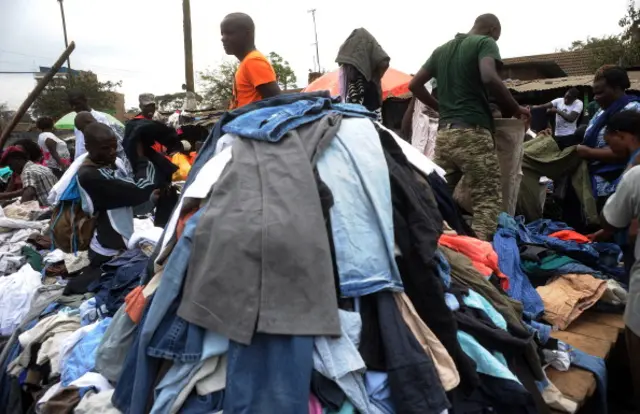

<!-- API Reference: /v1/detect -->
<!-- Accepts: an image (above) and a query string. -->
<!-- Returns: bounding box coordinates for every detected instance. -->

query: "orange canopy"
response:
[303,67,411,100]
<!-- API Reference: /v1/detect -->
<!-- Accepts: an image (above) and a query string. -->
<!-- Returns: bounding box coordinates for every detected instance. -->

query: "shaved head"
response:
[471,13,501,41]
[221,12,256,58]
[74,111,97,132]
[85,123,117,165]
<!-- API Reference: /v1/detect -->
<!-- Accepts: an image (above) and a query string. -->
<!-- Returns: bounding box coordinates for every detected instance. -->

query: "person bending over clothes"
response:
[0,146,57,206]
[577,65,640,210]
[591,110,640,409]
[37,116,71,177]
[408,13,530,240]
[77,123,157,266]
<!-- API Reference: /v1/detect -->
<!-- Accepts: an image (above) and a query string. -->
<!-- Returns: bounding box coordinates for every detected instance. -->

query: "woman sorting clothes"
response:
[336,28,390,121]
[577,65,640,210]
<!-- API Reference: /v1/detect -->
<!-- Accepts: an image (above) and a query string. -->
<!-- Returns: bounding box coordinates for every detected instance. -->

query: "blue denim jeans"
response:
[494,214,545,318]
[188,91,334,189]
[222,98,373,142]
[317,118,402,297]
[181,390,224,414]
[113,209,203,414]
[223,334,313,414]
[570,346,608,414]
[150,330,228,414]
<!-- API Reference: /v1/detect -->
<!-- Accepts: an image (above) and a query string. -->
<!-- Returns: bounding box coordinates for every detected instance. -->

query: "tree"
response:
[31,72,122,120]
[198,61,238,109]
[268,52,297,90]
[566,1,640,71]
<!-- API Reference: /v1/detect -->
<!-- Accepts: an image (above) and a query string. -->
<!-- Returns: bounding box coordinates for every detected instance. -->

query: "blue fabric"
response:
[181,390,224,414]
[115,210,202,414]
[494,214,545,318]
[60,317,112,386]
[88,249,148,317]
[147,297,204,363]
[79,298,98,326]
[317,118,402,297]
[0,340,21,412]
[187,91,333,189]
[435,249,451,288]
[517,216,622,274]
[445,293,460,311]
[222,98,373,142]
[585,98,640,196]
[150,330,228,414]
[457,331,517,382]
[524,319,552,345]
[112,295,151,412]
[223,333,313,414]
[570,346,608,414]
[584,94,640,148]
[364,372,394,414]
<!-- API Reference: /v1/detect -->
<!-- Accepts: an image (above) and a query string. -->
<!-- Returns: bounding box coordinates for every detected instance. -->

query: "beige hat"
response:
[139,93,155,107]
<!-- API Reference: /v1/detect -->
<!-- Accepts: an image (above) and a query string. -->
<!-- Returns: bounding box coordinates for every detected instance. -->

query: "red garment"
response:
[176,208,197,239]
[125,286,145,324]
[548,230,590,244]
[439,234,510,291]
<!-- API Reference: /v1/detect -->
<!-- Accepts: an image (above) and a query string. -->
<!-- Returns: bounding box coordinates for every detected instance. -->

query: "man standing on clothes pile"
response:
[409,13,530,241]
[221,13,280,109]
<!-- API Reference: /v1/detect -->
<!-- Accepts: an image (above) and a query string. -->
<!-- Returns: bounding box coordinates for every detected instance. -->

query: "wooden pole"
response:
[0,42,76,148]
[183,0,195,92]
[57,0,72,72]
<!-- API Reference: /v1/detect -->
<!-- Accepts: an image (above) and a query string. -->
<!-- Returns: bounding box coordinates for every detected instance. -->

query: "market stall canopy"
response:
[54,111,124,130]
[303,67,411,100]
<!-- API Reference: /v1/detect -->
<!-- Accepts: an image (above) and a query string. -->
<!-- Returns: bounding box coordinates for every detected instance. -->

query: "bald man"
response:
[221,13,280,109]
[408,14,530,240]
[77,123,157,261]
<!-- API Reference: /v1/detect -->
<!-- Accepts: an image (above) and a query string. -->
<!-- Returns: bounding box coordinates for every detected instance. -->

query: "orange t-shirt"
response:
[230,50,277,110]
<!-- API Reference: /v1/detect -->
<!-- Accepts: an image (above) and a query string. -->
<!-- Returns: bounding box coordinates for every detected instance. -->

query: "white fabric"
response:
[0,205,47,232]
[377,123,446,179]
[410,83,438,159]
[159,144,233,256]
[44,249,65,265]
[74,110,113,160]
[600,279,628,306]
[37,373,113,413]
[9,311,81,376]
[552,98,583,136]
[0,264,42,336]
[74,389,119,414]
[9,229,34,244]
[127,226,163,250]
[603,165,640,336]
[4,200,43,221]
[64,251,90,274]
[39,132,70,169]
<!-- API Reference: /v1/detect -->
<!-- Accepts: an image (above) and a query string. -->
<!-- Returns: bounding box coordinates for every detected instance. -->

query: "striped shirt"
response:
[21,161,58,206]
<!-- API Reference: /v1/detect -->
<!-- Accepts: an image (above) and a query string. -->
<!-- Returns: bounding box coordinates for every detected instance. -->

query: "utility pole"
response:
[183,0,195,92]
[308,9,320,72]
[57,0,72,73]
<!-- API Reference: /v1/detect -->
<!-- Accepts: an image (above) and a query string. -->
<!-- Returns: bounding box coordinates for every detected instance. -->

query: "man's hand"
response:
[150,189,161,205]
[576,144,593,158]
[587,229,607,242]
[547,107,558,115]
[515,105,531,121]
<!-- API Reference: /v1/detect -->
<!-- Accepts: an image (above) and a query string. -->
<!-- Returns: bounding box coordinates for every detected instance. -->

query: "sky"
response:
[0,0,631,110]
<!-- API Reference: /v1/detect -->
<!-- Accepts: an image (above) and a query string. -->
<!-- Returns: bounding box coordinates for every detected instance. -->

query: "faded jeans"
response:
[317,118,402,297]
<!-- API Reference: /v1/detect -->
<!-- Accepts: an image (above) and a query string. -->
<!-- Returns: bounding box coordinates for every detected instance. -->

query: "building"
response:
[501,49,594,81]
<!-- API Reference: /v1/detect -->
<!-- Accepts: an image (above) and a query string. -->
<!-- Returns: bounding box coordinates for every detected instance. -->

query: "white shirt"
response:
[552,98,583,136]
[38,132,70,169]
[603,165,640,336]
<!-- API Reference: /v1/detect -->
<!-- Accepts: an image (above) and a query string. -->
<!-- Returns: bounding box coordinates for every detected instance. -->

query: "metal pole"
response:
[183,0,195,92]
[0,42,76,147]
[308,9,320,72]
[57,0,72,73]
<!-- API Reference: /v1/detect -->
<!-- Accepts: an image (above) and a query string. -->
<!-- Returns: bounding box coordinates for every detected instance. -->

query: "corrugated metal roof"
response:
[502,50,594,76]
[506,73,640,92]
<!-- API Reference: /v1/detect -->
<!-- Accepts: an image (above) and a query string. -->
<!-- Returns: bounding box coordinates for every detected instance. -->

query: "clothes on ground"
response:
[536,274,607,330]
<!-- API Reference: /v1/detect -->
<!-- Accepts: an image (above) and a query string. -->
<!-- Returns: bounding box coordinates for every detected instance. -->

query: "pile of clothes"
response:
[0,93,628,414]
